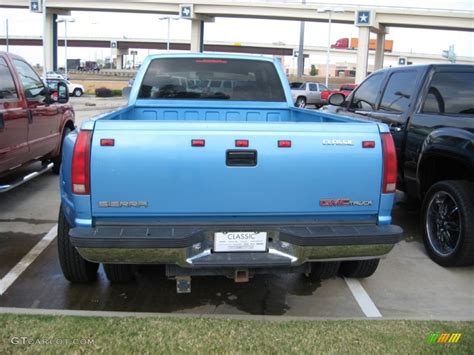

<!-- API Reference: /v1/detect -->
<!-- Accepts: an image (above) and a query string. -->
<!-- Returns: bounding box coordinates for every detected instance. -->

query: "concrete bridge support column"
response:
[355,26,370,84]
[43,11,57,75]
[116,54,124,70]
[190,19,204,52]
[374,31,385,71]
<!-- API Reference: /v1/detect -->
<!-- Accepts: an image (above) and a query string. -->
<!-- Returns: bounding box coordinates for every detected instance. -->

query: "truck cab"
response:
[328,64,474,267]
[0,52,75,191]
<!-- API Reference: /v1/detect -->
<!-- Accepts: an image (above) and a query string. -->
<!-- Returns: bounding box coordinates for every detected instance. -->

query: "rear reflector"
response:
[72,130,92,195]
[191,139,205,147]
[362,140,376,148]
[278,140,292,148]
[235,139,249,147]
[100,138,115,146]
[381,133,397,193]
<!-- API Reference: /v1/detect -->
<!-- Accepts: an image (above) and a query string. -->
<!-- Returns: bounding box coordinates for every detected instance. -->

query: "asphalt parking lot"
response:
[0,97,472,320]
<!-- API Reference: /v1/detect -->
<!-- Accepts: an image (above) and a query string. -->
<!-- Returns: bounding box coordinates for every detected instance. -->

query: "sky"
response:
[0,0,473,67]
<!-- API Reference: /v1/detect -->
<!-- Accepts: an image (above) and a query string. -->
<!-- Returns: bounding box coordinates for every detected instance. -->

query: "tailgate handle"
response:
[226,150,257,167]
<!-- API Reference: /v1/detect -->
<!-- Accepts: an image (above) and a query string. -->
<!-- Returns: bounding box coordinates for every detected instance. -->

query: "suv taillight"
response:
[381,133,397,193]
[72,130,92,195]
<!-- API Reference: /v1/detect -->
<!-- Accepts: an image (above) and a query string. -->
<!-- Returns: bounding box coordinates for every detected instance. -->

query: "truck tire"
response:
[295,96,306,108]
[52,127,72,175]
[307,261,340,280]
[422,180,474,267]
[58,207,98,283]
[103,264,135,283]
[339,259,380,278]
[73,88,83,97]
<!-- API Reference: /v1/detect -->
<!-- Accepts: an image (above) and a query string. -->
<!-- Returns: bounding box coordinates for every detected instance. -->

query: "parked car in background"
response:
[46,78,84,97]
[58,53,402,292]
[328,64,474,267]
[320,83,357,104]
[46,71,64,80]
[290,81,329,108]
[0,52,75,192]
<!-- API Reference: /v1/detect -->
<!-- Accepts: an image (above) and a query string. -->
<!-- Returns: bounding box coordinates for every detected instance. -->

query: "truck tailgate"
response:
[90,121,382,217]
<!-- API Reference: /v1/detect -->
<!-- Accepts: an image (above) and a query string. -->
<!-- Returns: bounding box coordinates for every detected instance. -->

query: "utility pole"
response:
[296,0,305,78]
[5,19,9,52]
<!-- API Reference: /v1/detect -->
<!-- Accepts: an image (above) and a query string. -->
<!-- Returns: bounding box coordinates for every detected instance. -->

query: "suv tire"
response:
[422,180,474,266]
[339,259,380,278]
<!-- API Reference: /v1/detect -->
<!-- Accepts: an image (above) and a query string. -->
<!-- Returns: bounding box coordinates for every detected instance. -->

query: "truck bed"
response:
[77,103,388,221]
[90,102,351,123]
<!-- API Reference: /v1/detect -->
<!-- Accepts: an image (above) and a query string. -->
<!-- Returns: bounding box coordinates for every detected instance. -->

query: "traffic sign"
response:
[111,41,117,49]
[355,10,372,27]
[29,0,42,13]
[398,57,407,66]
[179,4,193,19]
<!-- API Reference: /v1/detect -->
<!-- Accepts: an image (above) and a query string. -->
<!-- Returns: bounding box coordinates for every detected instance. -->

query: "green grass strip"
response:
[0,314,472,354]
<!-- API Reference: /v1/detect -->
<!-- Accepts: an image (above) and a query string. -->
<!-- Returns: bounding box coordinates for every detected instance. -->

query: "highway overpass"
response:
[1,1,473,82]
[2,36,473,67]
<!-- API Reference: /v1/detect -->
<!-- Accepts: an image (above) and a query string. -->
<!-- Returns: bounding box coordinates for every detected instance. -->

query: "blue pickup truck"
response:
[58,54,402,292]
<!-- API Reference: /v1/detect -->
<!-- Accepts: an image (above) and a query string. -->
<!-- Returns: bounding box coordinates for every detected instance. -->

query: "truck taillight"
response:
[72,130,92,195]
[381,133,397,193]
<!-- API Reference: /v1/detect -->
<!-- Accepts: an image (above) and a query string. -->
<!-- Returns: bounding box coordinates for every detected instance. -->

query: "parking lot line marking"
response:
[344,277,382,318]
[0,225,57,296]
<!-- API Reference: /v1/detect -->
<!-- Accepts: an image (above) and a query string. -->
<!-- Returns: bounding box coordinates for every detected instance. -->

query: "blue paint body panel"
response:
[60,54,396,228]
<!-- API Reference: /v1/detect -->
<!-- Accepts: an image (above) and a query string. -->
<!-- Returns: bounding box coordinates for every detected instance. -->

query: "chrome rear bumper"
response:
[70,224,403,267]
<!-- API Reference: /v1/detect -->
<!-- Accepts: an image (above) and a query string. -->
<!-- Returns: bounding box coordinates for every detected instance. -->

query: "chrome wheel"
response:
[426,191,461,256]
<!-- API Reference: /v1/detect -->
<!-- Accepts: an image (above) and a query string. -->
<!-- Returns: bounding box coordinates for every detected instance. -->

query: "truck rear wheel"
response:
[422,180,474,267]
[103,264,135,283]
[307,261,340,280]
[339,259,380,278]
[58,207,98,283]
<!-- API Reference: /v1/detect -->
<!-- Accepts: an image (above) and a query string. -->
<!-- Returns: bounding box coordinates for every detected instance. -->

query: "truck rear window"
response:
[138,58,286,102]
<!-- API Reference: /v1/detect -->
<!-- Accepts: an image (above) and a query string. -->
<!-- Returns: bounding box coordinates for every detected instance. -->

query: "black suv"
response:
[328,64,474,267]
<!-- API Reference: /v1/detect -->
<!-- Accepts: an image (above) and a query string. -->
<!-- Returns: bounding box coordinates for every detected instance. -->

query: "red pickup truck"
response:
[0,52,75,192]
[320,83,357,104]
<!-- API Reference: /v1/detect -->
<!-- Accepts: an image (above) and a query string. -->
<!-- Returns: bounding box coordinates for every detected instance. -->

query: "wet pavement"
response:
[0,101,472,319]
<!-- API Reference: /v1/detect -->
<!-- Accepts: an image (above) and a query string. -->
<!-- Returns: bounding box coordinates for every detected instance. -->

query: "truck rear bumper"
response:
[70,223,403,267]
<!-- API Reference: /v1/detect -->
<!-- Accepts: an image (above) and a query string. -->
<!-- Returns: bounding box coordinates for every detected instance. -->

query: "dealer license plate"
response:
[214,232,267,252]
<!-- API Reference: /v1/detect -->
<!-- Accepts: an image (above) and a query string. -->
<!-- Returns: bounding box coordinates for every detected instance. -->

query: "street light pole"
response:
[325,11,332,87]
[166,17,170,52]
[56,17,75,78]
[5,19,9,52]
[159,16,179,53]
[64,19,68,76]
[317,7,344,88]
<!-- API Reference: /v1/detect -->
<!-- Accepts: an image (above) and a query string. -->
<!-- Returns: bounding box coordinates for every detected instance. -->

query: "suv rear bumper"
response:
[70,224,402,267]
